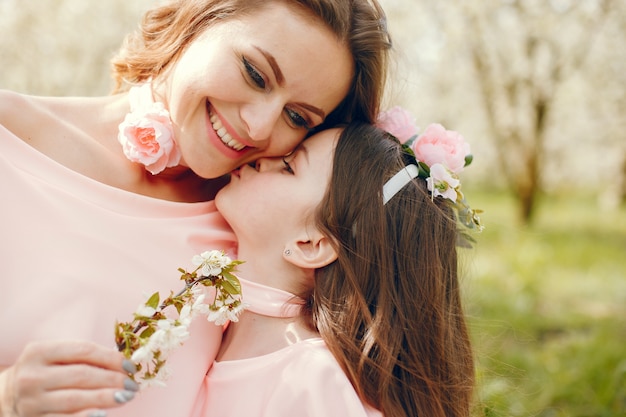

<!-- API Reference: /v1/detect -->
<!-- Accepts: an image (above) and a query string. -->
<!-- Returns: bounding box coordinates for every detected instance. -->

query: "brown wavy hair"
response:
[111,0,391,125]
[306,123,475,417]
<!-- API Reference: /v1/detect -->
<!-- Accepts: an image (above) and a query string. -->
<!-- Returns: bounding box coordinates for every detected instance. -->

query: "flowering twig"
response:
[114,250,245,387]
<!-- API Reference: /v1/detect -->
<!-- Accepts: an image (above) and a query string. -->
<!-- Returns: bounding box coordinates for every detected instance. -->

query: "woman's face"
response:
[159,2,353,179]
[215,128,341,246]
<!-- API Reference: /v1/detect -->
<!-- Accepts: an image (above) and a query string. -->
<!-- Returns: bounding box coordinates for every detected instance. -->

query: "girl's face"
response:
[215,128,341,247]
[159,2,353,179]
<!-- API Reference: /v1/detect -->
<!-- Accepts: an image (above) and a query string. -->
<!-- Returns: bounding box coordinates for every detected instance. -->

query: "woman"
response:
[192,121,477,416]
[0,0,391,416]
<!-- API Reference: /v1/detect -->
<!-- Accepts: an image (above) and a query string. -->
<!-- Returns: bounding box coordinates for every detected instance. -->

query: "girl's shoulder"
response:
[279,340,383,416]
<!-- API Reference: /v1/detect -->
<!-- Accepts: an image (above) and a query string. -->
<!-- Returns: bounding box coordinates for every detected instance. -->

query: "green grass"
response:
[462,190,626,416]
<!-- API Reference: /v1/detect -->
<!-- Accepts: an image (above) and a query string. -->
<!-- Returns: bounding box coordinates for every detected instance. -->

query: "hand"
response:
[0,340,138,417]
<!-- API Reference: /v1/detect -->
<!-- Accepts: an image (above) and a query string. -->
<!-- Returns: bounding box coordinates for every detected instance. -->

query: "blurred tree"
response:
[381,0,625,223]
[588,0,626,208]
[0,0,152,95]
[456,0,616,223]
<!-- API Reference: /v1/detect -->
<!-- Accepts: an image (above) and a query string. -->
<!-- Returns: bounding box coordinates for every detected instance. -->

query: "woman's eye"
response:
[243,57,266,89]
[285,108,311,130]
[282,157,294,174]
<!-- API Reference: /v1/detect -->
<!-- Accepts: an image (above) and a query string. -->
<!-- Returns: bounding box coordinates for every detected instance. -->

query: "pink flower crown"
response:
[376,106,483,234]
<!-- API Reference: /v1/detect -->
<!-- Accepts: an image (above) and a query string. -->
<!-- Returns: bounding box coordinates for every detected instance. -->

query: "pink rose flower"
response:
[411,123,470,174]
[118,83,181,175]
[376,106,419,144]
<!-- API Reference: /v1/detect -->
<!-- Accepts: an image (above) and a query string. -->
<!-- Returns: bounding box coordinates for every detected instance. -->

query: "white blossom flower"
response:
[229,302,247,322]
[148,319,190,353]
[178,304,194,327]
[427,163,460,202]
[130,345,154,363]
[207,305,234,326]
[190,293,210,316]
[179,292,211,327]
[140,365,171,389]
[192,250,232,276]
[135,304,157,318]
[207,299,246,326]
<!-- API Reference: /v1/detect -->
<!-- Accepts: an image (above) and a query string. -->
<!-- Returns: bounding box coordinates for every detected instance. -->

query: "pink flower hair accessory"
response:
[377,107,483,233]
[118,83,181,175]
[411,123,470,175]
[375,106,419,144]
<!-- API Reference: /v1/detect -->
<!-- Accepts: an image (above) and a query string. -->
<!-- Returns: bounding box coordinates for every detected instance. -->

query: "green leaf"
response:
[220,280,238,296]
[222,271,242,294]
[140,326,155,339]
[401,143,416,159]
[417,161,430,177]
[146,292,160,309]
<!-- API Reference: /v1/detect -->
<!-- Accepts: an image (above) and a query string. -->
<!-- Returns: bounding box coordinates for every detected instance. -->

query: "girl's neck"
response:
[233,246,308,295]
[215,276,318,362]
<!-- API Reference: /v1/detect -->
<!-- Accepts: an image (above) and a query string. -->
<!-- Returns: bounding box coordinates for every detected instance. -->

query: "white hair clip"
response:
[382,164,419,205]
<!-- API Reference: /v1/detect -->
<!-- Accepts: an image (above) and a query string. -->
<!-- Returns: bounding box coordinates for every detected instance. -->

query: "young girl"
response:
[192,121,477,416]
[0,1,390,416]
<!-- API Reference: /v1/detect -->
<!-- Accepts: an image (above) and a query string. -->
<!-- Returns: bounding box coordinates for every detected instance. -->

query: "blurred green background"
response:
[1,0,624,415]
[466,190,625,416]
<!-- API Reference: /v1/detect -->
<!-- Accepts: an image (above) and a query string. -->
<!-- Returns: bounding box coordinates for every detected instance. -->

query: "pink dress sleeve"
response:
[0,124,237,416]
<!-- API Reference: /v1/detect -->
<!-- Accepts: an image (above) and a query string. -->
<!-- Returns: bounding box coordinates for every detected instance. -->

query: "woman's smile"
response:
[206,101,251,159]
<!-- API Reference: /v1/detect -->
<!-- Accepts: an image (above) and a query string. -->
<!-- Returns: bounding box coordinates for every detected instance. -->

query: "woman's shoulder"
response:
[0,89,35,129]
[0,90,114,172]
[0,89,59,143]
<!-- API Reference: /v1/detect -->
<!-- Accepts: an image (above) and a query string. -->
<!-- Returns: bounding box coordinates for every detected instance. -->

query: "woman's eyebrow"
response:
[254,46,284,86]
[254,46,325,120]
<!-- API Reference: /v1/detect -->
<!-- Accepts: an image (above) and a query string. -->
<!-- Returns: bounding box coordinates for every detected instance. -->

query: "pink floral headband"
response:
[376,106,483,232]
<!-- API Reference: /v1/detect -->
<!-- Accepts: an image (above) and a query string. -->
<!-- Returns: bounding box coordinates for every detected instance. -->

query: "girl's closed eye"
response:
[282,157,294,174]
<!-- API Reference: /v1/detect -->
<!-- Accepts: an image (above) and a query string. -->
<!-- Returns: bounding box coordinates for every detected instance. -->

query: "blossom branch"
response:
[114,250,245,387]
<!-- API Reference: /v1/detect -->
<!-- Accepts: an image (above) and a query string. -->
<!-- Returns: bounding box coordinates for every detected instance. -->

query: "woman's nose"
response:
[240,98,283,144]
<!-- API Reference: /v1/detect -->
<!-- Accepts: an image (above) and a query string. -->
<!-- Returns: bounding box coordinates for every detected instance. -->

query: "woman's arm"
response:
[0,340,137,417]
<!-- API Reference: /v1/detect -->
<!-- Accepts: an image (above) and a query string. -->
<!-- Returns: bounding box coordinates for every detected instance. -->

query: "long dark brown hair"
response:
[111,0,391,125]
[306,123,475,417]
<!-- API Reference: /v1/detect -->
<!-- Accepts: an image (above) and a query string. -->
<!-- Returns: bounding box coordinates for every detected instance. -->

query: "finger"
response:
[24,340,126,372]
[20,388,137,415]
[37,364,138,392]
[49,410,108,417]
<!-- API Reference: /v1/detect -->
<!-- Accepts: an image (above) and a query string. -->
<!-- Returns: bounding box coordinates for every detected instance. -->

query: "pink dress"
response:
[191,279,383,417]
[0,124,237,416]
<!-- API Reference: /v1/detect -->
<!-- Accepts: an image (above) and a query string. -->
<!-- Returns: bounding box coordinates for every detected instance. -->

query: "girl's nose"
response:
[255,156,283,172]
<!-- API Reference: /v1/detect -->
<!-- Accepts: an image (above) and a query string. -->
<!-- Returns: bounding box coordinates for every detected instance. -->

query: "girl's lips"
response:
[231,163,257,180]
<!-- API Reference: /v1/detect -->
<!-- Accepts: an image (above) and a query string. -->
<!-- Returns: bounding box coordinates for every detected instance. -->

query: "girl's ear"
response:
[284,230,337,269]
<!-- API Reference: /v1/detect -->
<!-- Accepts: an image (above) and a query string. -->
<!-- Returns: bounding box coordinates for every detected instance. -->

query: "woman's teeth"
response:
[210,113,246,151]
